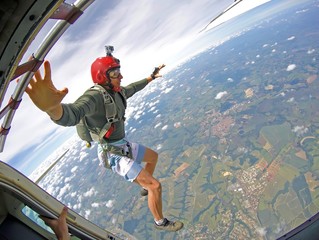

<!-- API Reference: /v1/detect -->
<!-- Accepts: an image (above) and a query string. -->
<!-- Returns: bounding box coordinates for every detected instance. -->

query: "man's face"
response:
[108,68,122,88]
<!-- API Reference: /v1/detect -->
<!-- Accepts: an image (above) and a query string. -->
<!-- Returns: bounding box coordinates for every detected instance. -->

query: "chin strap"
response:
[105,82,113,89]
[104,82,121,92]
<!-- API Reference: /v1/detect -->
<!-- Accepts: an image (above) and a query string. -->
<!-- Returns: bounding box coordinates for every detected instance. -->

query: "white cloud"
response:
[162,125,168,131]
[256,227,267,237]
[286,64,297,71]
[106,199,115,208]
[84,187,96,197]
[84,209,91,219]
[133,110,143,120]
[287,97,294,103]
[149,106,156,112]
[91,202,100,208]
[156,144,163,151]
[307,49,315,54]
[149,99,160,108]
[57,183,71,199]
[70,192,77,198]
[287,36,295,41]
[64,177,72,183]
[215,91,228,99]
[73,203,82,210]
[162,86,174,94]
[292,125,308,137]
[70,166,78,173]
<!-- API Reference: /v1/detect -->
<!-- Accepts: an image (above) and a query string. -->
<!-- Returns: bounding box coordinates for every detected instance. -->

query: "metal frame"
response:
[0,0,93,152]
[0,161,122,239]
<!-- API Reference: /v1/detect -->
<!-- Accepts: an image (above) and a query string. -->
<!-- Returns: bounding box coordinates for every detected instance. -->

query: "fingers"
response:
[24,59,45,94]
[156,64,165,77]
[33,67,43,82]
[156,64,165,78]
[43,60,52,82]
[25,69,42,94]
[151,64,166,79]
[39,206,68,225]
[156,74,163,78]
[158,64,166,69]
[30,60,51,83]
[25,85,31,94]
[61,87,69,95]
[39,215,55,226]
[59,206,68,220]
[25,77,38,95]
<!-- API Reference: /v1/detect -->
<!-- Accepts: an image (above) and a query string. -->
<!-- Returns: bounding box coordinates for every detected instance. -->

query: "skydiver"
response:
[25,48,183,232]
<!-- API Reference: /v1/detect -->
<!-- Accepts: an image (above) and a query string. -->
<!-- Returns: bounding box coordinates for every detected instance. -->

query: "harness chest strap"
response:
[89,84,126,141]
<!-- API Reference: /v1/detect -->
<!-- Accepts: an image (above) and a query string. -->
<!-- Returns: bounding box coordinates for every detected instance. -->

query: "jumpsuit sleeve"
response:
[52,90,104,126]
[123,78,149,99]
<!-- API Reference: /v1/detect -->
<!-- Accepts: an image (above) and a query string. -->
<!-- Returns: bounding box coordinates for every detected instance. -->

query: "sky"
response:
[1,0,271,176]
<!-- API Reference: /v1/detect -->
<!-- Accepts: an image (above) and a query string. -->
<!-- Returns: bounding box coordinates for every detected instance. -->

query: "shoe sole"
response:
[154,222,184,232]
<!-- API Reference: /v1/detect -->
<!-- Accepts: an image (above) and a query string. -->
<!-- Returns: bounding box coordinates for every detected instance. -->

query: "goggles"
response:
[108,68,121,79]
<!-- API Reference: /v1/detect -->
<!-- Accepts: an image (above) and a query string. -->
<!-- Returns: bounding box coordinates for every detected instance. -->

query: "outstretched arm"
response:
[25,61,68,120]
[124,64,166,98]
[39,206,70,240]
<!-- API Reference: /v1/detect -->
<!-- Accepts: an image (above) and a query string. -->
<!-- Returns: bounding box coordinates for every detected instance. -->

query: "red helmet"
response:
[91,56,120,84]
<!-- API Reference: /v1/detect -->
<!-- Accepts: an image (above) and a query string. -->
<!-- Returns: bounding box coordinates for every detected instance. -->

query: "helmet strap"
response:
[105,79,121,92]
[105,81,114,89]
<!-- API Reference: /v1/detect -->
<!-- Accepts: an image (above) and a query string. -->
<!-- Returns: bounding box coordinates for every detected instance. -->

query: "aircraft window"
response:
[22,206,81,240]
[21,206,54,233]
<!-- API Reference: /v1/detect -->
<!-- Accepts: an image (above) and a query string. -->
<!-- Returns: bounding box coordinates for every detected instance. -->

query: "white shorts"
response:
[97,139,146,182]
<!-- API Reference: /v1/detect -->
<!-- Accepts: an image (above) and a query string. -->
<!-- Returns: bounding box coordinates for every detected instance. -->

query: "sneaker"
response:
[154,218,184,232]
[140,188,148,196]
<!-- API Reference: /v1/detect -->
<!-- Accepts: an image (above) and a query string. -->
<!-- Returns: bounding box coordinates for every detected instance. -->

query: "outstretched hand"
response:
[151,64,166,79]
[25,60,68,120]
[39,206,70,240]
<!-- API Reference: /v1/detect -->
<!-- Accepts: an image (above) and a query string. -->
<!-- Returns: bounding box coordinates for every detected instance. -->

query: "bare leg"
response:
[135,169,163,221]
[134,147,184,231]
[142,148,158,176]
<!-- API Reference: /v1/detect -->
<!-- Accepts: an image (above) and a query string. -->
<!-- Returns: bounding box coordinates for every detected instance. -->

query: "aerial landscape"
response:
[28,0,319,239]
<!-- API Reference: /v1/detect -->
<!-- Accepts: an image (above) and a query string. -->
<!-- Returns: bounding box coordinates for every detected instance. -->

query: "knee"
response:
[149,179,161,192]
